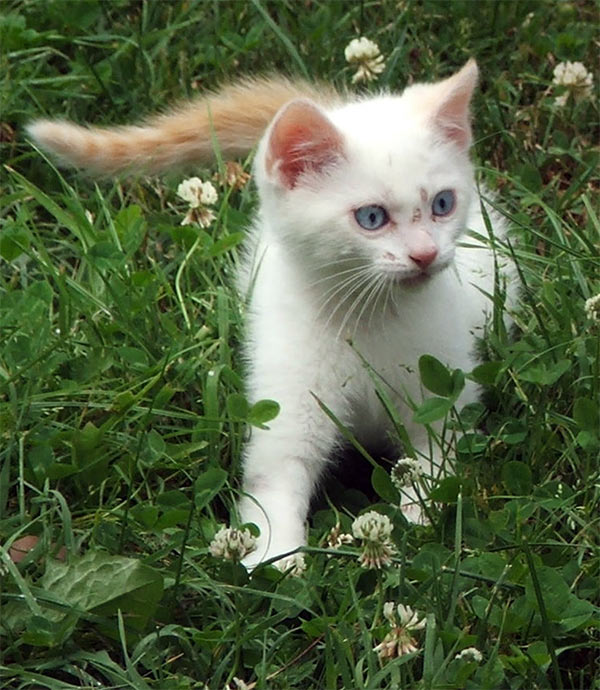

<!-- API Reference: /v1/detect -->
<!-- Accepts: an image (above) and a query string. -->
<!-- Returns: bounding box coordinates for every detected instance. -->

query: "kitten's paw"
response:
[400,500,430,526]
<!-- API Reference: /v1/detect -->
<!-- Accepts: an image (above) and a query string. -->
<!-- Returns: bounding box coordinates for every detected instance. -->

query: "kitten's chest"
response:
[345,282,481,438]
[351,279,478,376]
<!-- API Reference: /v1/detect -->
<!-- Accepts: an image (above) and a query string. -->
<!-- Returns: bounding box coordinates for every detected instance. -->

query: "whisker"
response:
[353,272,387,336]
[366,274,389,330]
[315,266,374,317]
[308,263,368,288]
[352,274,380,332]
[336,271,379,339]
[320,270,376,333]
[380,276,395,329]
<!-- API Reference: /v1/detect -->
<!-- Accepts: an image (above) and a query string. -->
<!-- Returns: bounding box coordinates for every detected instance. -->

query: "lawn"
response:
[1,1,598,688]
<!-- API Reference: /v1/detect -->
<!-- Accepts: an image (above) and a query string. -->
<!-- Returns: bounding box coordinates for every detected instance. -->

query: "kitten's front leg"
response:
[238,361,350,567]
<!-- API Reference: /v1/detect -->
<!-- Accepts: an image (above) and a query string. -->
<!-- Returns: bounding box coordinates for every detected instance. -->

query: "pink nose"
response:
[409,247,438,269]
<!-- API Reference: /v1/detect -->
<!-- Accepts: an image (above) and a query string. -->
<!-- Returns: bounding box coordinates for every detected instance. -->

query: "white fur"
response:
[237,69,515,566]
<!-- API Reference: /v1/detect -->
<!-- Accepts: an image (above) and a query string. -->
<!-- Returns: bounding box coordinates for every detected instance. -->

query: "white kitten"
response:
[28,60,515,567]
[236,60,513,565]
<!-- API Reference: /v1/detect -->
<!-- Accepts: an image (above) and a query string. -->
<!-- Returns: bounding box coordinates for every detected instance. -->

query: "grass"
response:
[1,1,599,688]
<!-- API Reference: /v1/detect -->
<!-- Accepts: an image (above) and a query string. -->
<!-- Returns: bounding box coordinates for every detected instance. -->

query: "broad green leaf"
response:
[208,232,244,257]
[114,204,146,255]
[519,358,571,386]
[194,467,228,510]
[517,163,543,192]
[501,461,533,495]
[71,422,103,464]
[558,597,594,632]
[419,355,453,397]
[248,399,280,428]
[413,397,453,425]
[22,613,78,648]
[28,443,54,483]
[429,476,461,503]
[227,393,249,420]
[471,595,490,620]
[131,504,159,529]
[147,429,165,456]
[525,566,570,620]
[573,397,599,432]
[456,433,489,457]
[117,347,149,367]
[87,241,124,268]
[0,223,30,260]
[451,368,465,398]
[47,463,78,480]
[155,509,191,529]
[526,641,550,669]
[41,550,163,631]
[112,390,135,413]
[577,430,599,450]
[499,421,528,445]
[371,465,399,503]
[302,616,336,638]
[156,490,190,507]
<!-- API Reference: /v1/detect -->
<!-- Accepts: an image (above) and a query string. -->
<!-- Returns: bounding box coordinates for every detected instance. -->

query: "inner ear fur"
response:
[433,59,479,150]
[265,99,345,188]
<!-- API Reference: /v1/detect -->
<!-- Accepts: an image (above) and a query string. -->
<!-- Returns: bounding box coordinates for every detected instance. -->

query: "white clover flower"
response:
[567,506,586,532]
[199,180,218,205]
[177,177,203,207]
[215,161,251,190]
[344,37,386,84]
[344,37,381,62]
[325,524,354,550]
[455,646,483,663]
[391,457,422,490]
[387,603,427,631]
[276,552,306,576]
[522,11,534,28]
[209,526,256,562]
[177,177,218,226]
[554,93,569,108]
[352,511,396,569]
[352,510,393,541]
[181,206,216,228]
[374,601,426,660]
[552,61,594,104]
[232,678,250,690]
[585,294,600,322]
[177,177,218,208]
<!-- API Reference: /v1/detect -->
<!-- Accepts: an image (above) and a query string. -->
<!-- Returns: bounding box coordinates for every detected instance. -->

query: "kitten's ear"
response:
[433,59,478,150]
[265,99,345,189]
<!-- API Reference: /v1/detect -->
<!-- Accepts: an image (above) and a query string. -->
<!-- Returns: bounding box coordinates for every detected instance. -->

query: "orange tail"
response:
[27,77,339,175]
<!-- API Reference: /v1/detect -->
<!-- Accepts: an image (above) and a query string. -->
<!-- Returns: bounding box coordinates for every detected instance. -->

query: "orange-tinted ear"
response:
[265,99,345,188]
[433,59,478,150]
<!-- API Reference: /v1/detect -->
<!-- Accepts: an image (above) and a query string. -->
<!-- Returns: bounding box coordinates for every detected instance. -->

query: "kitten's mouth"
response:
[396,271,431,287]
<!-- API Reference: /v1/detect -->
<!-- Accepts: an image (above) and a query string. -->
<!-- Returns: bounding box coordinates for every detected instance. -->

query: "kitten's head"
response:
[255,60,479,287]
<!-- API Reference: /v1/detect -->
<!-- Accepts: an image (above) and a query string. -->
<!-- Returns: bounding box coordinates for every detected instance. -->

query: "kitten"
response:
[28,60,514,567]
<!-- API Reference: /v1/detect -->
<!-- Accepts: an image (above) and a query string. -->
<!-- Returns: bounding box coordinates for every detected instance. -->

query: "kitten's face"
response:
[308,126,472,284]
[257,60,479,288]
[260,104,474,286]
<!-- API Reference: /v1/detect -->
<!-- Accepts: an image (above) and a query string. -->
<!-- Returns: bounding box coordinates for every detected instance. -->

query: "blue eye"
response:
[432,190,456,216]
[354,205,389,231]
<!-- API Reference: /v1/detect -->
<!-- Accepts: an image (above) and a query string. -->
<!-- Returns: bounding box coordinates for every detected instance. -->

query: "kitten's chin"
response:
[399,272,431,288]
[393,262,449,288]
